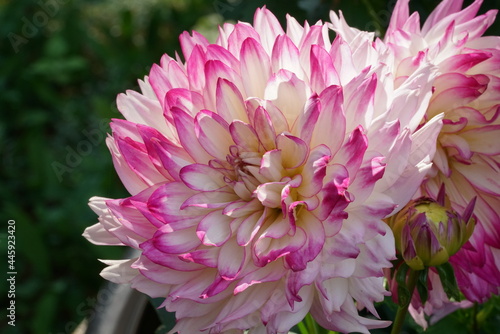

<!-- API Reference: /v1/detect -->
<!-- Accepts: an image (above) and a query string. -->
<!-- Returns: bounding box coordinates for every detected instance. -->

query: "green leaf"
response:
[476,296,500,333]
[424,312,470,334]
[154,325,169,334]
[395,263,411,307]
[296,320,309,334]
[436,262,461,301]
[295,313,337,334]
[395,262,409,286]
[416,268,429,304]
[397,285,411,309]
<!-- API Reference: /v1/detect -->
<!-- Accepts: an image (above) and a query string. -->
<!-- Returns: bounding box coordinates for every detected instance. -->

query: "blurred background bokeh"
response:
[1,0,500,333]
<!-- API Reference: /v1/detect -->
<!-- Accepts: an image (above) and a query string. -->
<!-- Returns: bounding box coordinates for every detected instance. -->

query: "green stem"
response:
[472,302,479,334]
[391,269,418,334]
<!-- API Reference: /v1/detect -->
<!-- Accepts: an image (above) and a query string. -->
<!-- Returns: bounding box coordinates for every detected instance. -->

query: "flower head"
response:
[341,0,500,327]
[85,7,442,333]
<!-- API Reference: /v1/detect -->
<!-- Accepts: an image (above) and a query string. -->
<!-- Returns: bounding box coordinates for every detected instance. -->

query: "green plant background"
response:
[1,0,499,333]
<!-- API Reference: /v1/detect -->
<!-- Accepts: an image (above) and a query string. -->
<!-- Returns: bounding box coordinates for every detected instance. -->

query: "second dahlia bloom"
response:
[84,7,442,333]
[384,0,500,300]
[349,0,500,327]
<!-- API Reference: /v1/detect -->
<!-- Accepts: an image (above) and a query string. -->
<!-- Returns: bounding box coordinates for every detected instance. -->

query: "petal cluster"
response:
[85,7,442,334]
[367,0,500,325]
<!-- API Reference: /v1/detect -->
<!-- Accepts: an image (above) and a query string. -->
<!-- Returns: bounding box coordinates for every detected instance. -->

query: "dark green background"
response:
[1,0,499,333]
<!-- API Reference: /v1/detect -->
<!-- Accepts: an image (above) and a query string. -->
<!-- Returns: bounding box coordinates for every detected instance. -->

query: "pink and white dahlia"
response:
[374,0,500,325]
[84,7,442,333]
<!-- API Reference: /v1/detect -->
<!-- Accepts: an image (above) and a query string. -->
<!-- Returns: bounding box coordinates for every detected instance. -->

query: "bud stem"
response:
[391,269,418,334]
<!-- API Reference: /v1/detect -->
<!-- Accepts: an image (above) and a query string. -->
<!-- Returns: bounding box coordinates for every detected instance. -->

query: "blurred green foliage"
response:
[0,0,499,333]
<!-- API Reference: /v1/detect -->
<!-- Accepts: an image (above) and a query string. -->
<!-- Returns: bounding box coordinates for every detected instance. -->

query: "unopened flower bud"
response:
[387,193,475,271]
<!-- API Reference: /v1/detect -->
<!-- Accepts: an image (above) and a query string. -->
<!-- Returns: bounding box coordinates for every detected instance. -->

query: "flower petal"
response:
[240,38,271,98]
[197,211,233,246]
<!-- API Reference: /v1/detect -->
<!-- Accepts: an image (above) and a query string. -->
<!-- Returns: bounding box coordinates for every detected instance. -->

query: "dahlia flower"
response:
[84,7,443,333]
[332,0,500,326]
